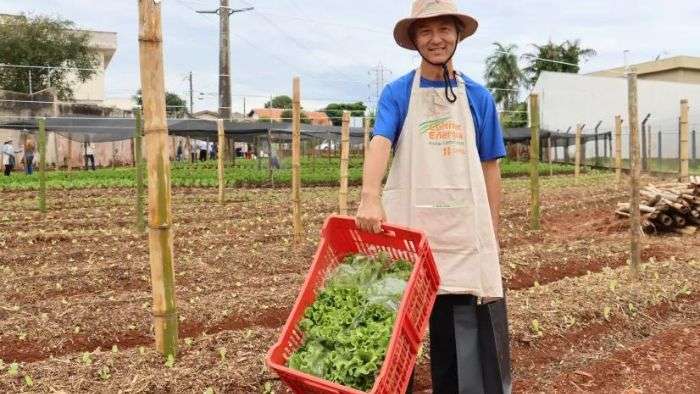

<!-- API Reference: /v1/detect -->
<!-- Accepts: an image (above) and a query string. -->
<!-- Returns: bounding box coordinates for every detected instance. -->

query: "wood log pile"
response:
[616,176,700,235]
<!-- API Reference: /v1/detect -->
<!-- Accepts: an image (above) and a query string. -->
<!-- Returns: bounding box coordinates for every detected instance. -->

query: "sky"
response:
[2,0,699,114]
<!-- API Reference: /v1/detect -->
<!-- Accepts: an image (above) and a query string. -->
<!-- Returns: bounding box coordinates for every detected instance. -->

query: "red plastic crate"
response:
[266,215,440,394]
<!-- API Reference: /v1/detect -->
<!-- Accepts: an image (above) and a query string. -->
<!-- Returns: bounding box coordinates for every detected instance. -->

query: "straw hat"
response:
[394,0,478,50]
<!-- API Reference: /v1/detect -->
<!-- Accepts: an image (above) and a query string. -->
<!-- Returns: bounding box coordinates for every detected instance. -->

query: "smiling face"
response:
[410,16,461,65]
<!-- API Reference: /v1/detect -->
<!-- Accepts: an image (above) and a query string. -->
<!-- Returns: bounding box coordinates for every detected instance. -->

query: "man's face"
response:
[412,16,459,64]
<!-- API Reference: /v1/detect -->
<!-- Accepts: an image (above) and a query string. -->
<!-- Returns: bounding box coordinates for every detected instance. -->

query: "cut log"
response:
[672,215,687,228]
[673,226,697,236]
[654,213,674,228]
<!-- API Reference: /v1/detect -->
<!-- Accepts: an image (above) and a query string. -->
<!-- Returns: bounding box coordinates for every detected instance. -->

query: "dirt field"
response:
[0,173,698,393]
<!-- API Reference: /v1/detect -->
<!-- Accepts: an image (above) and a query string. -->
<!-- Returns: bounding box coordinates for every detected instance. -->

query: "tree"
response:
[484,42,524,111]
[521,39,596,86]
[281,109,310,124]
[500,101,528,128]
[0,14,99,99]
[324,102,366,126]
[133,90,188,118]
[264,95,293,109]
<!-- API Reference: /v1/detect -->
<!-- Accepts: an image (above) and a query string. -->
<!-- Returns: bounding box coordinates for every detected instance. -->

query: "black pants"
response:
[199,150,207,161]
[4,164,11,176]
[84,155,95,170]
[407,294,485,394]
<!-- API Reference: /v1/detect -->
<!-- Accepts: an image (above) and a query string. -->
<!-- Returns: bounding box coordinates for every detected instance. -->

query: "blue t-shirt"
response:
[373,70,506,162]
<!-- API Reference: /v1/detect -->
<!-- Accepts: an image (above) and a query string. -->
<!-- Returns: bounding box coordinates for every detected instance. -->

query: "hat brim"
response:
[393,13,478,50]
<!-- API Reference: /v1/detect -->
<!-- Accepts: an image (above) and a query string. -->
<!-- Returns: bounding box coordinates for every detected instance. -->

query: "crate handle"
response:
[304,379,339,393]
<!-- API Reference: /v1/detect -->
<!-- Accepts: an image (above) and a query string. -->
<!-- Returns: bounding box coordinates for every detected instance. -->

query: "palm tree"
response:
[484,42,524,111]
[521,39,596,86]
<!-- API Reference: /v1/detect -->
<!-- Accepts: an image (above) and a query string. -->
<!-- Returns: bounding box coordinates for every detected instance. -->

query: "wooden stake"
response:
[135,109,145,233]
[529,94,541,230]
[67,133,72,172]
[547,136,553,176]
[339,110,350,215]
[38,118,47,213]
[291,77,303,242]
[679,99,689,182]
[615,115,623,185]
[267,129,274,187]
[627,70,641,279]
[574,124,582,182]
[138,0,178,357]
[217,119,225,204]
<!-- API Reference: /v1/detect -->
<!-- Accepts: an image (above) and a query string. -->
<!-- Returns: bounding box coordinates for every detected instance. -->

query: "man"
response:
[84,142,96,171]
[2,139,20,176]
[355,1,511,393]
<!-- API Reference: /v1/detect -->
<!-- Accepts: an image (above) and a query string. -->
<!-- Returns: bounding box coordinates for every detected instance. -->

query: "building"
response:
[531,70,700,160]
[247,108,333,126]
[587,56,700,85]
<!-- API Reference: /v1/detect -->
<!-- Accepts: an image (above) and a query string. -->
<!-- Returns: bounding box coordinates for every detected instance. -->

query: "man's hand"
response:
[355,136,392,233]
[355,193,386,233]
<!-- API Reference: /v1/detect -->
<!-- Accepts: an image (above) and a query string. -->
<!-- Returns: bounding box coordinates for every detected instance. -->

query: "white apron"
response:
[383,69,503,297]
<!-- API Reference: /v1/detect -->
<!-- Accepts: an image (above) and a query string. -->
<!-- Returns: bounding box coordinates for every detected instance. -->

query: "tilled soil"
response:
[0,173,697,393]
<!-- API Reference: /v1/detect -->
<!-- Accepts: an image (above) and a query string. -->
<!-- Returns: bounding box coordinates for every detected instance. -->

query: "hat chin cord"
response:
[411,31,460,104]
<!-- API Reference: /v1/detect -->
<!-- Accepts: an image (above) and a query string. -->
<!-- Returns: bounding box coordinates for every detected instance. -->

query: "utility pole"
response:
[196,1,253,120]
[369,62,392,111]
[188,71,194,115]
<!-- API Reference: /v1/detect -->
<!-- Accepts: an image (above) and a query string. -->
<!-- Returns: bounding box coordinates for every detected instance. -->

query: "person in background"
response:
[209,142,217,160]
[3,139,21,176]
[176,141,183,161]
[23,139,36,175]
[190,139,197,162]
[198,140,208,161]
[84,142,96,171]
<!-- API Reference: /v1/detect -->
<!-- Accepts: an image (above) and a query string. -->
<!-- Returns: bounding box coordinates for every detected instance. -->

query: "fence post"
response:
[138,0,178,357]
[575,124,582,182]
[291,76,303,243]
[627,70,641,279]
[658,130,662,171]
[615,115,623,184]
[134,109,145,233]
[217,119,225,204]
[679,99,689,182]
[529,94,540,230]
[338,111,350,215]
[692,128,697,166]
[38,118,47,213]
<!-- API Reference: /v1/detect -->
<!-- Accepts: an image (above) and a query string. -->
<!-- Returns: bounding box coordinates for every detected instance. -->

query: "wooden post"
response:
[53,132,59,170]
[111,141,117,169]
[38,118,47,213]
[575,124,582,182]
[267,129,274,187]
[138,0,178,357]
[338,111,350,215]
[363,116,370,161]
[547,136,553,176]
[67,133,73,172]
[679,99,689,182]
[529,94,540,230]
[291,77,303,242]
[627,70,641,279]
[135,110,145,233]
[615,115,623,184]
[217,119,225,204]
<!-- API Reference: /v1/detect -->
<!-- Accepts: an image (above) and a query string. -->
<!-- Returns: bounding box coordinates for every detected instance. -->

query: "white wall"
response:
[532,72,700,159]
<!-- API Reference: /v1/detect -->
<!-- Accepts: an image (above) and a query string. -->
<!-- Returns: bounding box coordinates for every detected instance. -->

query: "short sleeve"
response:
[476,93,506,162]
[372,84,401,145]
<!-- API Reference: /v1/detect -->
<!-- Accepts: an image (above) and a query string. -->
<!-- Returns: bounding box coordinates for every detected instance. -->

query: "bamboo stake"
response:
[217,119,225,204]
[615,115,623,185]
[547,136,553,176]
[38,118,47,213]
[574,123,582,182]
[135,110,145,233]
[291,77,303,242]
[67,133,72,172]
[339,110,350,215]
[138,0,178,357]
[267,129,274,187]
[679,99,689,182]
[627,70,641,279]
[529,94,541,230]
